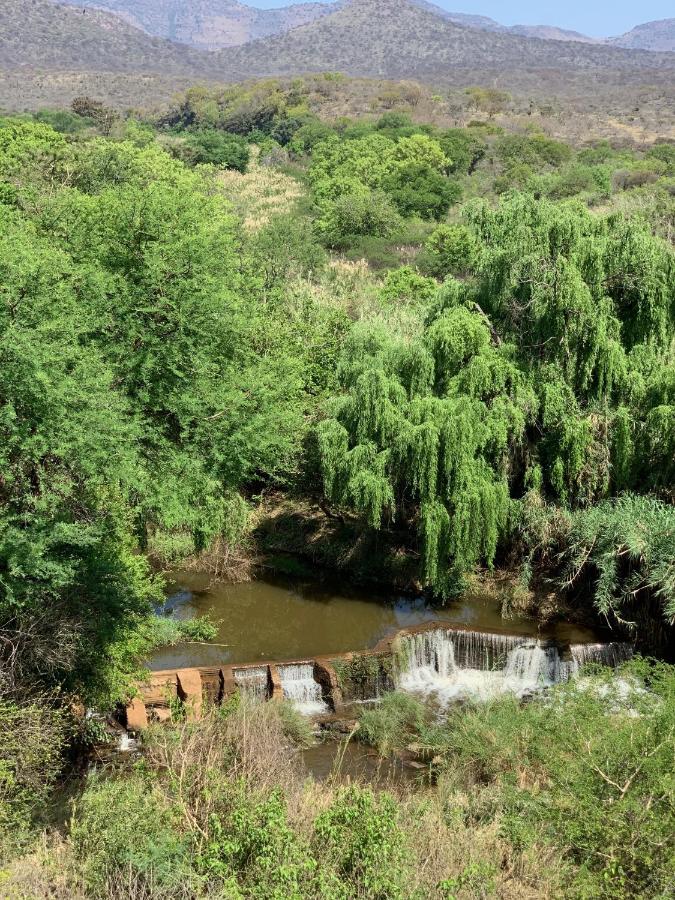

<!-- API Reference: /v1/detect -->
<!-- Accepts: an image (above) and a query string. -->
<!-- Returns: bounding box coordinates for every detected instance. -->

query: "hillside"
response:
[1,0,207,73]
[413,4,599,44]
[52,0,608,49]
[609,18,675,52]
[53,0,334,49]
[214,0,675,81]
[508,24,598,44]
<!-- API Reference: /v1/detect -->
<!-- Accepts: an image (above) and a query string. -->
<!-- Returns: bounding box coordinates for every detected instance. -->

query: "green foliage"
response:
[317,306,528,592]
[562,495,675,624]
[34,107,94,134]
[0,120,310,700]
[420,223,480,278]
[200,787,314,898]
[379,266,437,306]
[437,128,487,175]
[314,786,410,898]
[0,700,66,858]
[70,775,191,893]
[316,188,402,246]
[310,130,458,234]
[358,691,426,754]
[426,660,675,899]
[317,190,673,596]
[182,129,250,171]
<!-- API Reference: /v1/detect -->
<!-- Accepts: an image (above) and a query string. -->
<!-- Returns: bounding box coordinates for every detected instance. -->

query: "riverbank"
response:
[5,660,673,900]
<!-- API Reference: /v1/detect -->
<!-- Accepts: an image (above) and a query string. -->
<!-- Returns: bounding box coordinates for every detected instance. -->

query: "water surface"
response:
[150,571,599,670]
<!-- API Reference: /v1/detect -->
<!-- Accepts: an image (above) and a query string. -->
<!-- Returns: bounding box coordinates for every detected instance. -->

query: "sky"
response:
[251,0,673,38]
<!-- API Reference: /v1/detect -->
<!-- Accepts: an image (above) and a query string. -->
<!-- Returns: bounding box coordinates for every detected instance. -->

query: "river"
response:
[150,570,600,670]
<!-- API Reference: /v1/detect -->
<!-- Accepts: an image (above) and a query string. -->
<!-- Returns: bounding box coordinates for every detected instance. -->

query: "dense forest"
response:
[0,79,673,898]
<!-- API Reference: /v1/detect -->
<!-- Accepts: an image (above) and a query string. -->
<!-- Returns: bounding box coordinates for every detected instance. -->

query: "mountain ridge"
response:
[52,0,674,51]
[209,0,675,82]
[3,0,675,89]
[609,18,675,52]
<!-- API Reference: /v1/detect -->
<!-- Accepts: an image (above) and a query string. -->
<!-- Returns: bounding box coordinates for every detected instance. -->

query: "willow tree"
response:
[463,194,674,503]
[317,305,534,594]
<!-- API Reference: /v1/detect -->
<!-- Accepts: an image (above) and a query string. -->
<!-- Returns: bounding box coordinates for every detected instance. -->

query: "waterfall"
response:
[570,642,634,671]
[278,663,328,715]
[234,666,269,702]
[396,628,633,705]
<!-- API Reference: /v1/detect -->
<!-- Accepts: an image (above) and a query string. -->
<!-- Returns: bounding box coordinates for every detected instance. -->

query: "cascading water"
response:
[569,642,634,670]
[396,628,632,705]
[278,663,329,715]
[234,666,269,702]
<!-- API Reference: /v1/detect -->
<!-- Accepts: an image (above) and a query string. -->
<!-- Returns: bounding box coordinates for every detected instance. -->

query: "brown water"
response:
[301,740,421,786]
[150,571,599,670]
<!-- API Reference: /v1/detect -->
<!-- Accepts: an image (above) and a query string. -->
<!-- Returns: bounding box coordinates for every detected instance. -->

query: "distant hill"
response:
[609,18,675,52]
[412,3,599,44]
[508,25,598,44]
[1,0,207,73]
[53,0,334,49]
[2,0,674,108]
[53,0,606,48]
[212,0,675,81]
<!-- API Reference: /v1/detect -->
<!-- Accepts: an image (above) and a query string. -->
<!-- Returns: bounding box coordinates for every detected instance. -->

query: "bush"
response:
[646,142,675,175]
[318,189,402,247]
[385,165,461,220]
[379,266,437,305]
[69,776,191,893]
[183,130,250,171]
[34,108,94,134]
[437,128,487,174]
[432,661,675,899]
[419,223,480,278]
[358,692,427,754]
[0,700,66,859]
[314,786,411,898]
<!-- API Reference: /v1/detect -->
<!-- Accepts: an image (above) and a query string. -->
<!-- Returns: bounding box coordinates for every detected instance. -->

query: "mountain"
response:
[609,18,675,52]
[53,0,604,49]
[413,3,598,43]
[53,0,334,49]
[1,0,208,73]
[508,25,598,44]
[212,0,675,81]
[3,0,674,96]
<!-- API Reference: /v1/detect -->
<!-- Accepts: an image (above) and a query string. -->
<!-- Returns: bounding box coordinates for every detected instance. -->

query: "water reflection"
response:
[150,571,599,670]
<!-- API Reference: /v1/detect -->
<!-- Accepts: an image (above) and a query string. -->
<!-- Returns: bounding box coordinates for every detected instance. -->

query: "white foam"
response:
[278,663,329,715]
[395,629,632,707]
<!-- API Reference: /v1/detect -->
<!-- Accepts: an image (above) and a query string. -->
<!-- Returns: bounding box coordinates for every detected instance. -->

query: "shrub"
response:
[433,661,675,899]
[69,776,191,893]
[183,130,250,171]
[379,266,437,306]
[314,786,411,898]
[420,223,480,278]
[318,189,402,246]
[646,142,675,175]
[437,128,487,175]
[358,692,427,754]
[0,700,66,859]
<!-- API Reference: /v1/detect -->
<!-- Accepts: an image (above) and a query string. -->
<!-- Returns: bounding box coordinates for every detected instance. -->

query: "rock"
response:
[126,697,148,731]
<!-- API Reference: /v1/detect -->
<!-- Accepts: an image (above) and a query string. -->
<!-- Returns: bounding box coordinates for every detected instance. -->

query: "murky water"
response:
[301,740,421,786]
[150,571,599,670]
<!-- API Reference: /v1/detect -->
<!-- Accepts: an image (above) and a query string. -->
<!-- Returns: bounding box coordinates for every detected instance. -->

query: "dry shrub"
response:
[180,533,255,582]
[0,836,85,900]
[144,700,305,843]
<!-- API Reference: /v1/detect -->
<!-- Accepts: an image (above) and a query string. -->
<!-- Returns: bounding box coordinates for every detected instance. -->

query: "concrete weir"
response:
[126,620,633,729]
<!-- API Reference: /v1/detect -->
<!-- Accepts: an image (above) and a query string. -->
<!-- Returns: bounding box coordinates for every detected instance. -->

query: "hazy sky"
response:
[251,0,673,37]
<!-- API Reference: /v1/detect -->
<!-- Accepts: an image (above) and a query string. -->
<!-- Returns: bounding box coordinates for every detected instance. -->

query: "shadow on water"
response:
[150,570,601,670]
